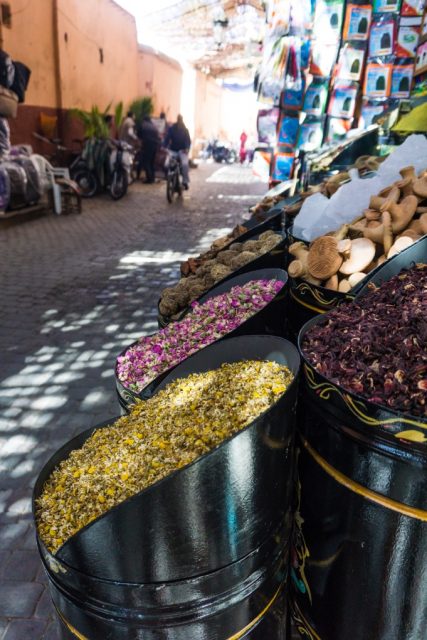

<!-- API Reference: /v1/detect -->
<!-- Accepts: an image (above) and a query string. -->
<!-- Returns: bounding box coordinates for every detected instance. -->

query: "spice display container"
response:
[116,268,288,412]
[239,205,283,235]
[157,229,287,327]
[291,294,427,639]
[42,520,291,640]
[34,335,300,639]
[286,225,355,341]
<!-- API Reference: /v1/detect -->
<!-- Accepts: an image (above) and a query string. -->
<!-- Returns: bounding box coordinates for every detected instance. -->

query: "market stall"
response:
[32,93,426,640]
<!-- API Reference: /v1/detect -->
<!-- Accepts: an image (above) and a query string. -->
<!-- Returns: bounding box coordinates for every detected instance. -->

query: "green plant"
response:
[71,103,112,139]
[114,101,124,130]
[129,96,154,122]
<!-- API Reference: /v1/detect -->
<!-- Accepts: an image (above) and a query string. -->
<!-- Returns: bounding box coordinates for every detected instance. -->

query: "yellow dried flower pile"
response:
[36,360,294,554]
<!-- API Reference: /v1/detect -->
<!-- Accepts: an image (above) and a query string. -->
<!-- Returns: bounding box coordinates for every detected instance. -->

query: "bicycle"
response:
[166,151,183,203]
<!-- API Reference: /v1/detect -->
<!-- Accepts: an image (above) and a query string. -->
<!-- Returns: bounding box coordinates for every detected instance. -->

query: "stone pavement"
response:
[0,163,275,639]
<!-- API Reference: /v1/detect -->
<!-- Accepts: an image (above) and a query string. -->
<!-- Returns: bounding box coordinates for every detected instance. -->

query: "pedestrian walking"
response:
[138,116,161,184]
[239,131,247,164]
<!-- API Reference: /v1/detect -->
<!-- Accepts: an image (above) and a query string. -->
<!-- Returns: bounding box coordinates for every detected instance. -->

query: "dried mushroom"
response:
[387,236,414,259]
[339,238,376,275]
[307,236,343,280]
[412,177,427,200]
[288,164,427,293]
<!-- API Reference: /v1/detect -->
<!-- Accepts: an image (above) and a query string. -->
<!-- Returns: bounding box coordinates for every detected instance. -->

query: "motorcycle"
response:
[70,138,134,200]
[203,139,237,164]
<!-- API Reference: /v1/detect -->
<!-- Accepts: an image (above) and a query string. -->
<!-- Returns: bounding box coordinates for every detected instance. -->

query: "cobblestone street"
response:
[0,164,267,639]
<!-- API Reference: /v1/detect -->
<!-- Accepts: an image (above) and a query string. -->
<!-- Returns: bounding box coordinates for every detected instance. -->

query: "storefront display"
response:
[257,0,424,186]
[32,128,426,637]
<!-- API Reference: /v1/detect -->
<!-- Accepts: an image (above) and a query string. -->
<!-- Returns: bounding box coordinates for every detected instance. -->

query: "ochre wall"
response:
[56,0,139,110]
[4,1,234,157]
[6,0,139,150]
[193,71,222,145]
[137,47,182,121]
[4,0,58,109]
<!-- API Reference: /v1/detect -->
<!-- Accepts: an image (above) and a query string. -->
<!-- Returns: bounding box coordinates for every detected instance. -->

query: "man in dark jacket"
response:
[138,116,160,184]
[164,115,191,189]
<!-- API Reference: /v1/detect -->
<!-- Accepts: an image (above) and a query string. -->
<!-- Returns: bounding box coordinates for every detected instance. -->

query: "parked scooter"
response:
[212,141,237,164]
[70,138,134,200]
[202,139,237,164]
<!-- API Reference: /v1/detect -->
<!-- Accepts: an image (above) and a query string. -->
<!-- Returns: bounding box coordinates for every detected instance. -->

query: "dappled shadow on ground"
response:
[0,164,266,525]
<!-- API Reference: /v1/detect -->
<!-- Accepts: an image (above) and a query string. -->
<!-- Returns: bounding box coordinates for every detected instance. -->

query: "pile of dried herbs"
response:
[117,279,284,393]
[302,264,427,417]
[37,360,294,554]
[159,230,283,318]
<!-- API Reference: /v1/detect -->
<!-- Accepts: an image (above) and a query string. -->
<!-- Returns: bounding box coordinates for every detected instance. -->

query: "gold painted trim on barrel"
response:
[303,438,427,522]
[55,585,283,640]
[293,282,345,307]
[227,584,283,639]
[290,288,326,314]
[291,598,323,640]
[304,364,427,442]
[56,607,89,640]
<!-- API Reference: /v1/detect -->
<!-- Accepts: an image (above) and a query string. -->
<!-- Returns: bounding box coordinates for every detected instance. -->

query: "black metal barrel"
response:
[34,335,300,639]
[290,313,427,640]
[116,267,289,412]
[240,206,283,234]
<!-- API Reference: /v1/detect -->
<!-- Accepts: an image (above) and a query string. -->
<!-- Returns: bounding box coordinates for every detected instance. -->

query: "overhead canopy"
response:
[143,0,265,79]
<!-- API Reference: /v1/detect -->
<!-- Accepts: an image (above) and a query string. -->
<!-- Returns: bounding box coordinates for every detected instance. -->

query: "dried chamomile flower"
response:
[37,360,293,554]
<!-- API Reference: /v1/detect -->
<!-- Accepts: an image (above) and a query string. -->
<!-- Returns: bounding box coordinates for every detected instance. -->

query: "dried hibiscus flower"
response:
[302,264,427,417]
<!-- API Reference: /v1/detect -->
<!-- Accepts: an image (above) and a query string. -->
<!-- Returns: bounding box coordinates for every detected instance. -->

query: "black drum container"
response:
[240,206,283,234]
[290,315,427,640]
[34,335,300,639]
[116,268,288,412]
